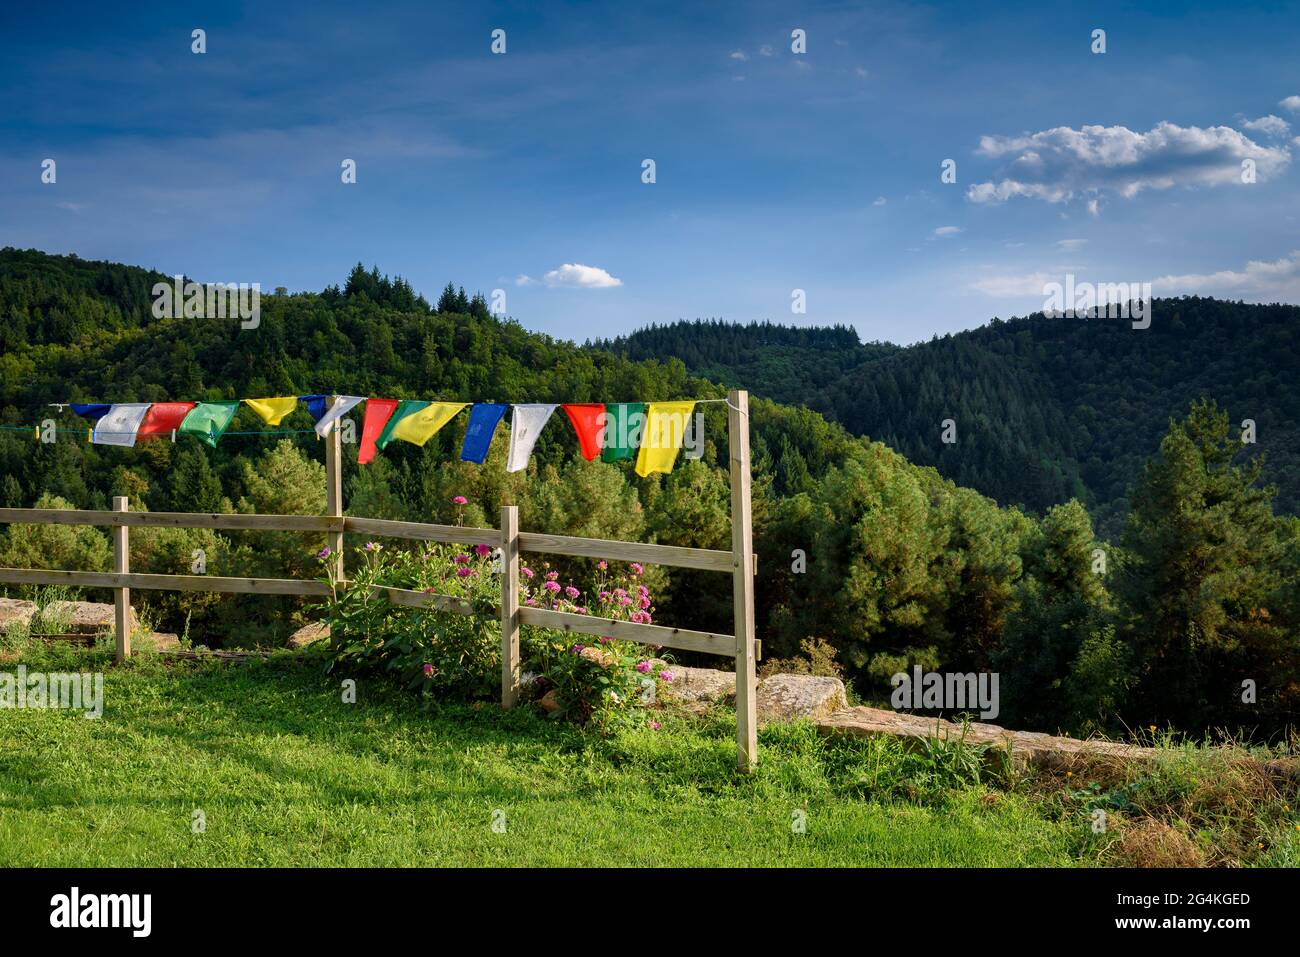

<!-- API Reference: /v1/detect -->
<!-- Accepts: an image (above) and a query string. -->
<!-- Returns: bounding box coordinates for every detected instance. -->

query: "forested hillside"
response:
[599,305,1300,535]
[2,248,1297,739]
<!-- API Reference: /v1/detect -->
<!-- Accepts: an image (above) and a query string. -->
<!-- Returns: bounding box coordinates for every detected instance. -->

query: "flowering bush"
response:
[316,539,501,699]
[518,558,673,730]
[314,497,672,728]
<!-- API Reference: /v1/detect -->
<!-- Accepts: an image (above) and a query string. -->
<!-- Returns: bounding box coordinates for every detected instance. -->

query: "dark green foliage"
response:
[603,306,1300,535]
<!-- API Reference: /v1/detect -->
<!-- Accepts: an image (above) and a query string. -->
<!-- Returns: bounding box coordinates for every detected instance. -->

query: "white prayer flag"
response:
[315,395,364,437]
[506,404,558,473]
[92,403,152,447]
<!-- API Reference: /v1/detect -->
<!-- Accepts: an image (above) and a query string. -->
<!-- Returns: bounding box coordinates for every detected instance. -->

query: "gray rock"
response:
[662,665,735,705]
[756,674,847,726]
[816,706,1158,771]
[0,598,36,629]
[287,621,330,648]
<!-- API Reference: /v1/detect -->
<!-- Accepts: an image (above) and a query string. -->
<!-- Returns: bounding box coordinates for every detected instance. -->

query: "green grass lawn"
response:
[1,642,1295,867]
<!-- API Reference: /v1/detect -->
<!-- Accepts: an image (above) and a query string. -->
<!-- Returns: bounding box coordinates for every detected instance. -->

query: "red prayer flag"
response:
[358,398,399,464]
[562,404,606,461]
[136,402,197,440]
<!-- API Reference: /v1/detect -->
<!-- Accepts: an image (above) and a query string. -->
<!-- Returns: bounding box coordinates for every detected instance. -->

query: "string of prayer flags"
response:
[635,401,697,477]
[562,404,606,461]
[244,396,299,426]
[310,395,364,437]
[507,404,557,473]
[92,403,152,447]
[71,403,111,422]
[137,402,197,441]
[179,401,240,448]
[460,403,508,464]
[358,398,399,465]
[377,401,467,451]
[600,402,646,463]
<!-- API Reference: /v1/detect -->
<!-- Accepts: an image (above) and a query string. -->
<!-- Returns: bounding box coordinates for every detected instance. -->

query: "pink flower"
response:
[545,571,559,582]
[635,661,651,673]
[631,563,643,575]
[456,566,472,578]
[475,543,492,557]
[422,663,434,677]
[597,561,608,571]
[571,644,585,655]
[454,554,470,564]
[564,585,580,599]
[452,495,468,506]
[599,591,611,601]
[521,566,535,579]
[639,596,651,609]
[649,720,661,731]
[659,670,673,682]
[316,546,332,559]
[544,580,561,593]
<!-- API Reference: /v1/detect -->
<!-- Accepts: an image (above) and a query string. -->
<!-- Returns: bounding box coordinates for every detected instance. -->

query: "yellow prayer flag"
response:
[635,401,697,477]
[387,402,467,446]
[244,396,299,426]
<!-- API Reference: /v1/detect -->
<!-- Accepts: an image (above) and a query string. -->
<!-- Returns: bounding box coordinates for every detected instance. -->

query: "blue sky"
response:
[2,0,1299,344]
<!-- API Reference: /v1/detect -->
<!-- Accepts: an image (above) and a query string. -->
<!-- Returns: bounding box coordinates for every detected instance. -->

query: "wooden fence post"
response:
[324,413,345,582]
[500,505,521,708]
[112,495,131,663]
[728,389,758,771]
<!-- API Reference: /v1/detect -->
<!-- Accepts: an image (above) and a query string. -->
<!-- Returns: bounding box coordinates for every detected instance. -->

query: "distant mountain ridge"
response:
[597,303,1300,532]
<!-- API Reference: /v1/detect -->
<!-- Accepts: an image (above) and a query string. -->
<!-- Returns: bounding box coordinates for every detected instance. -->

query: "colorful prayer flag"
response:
[506,404,557,473]
[311,395,364,437]
[179,401,240,448]
[358,398,399,464]
[243,396,298,426]
[635,401,697,477]
[71,403,111,421]
[376,401,466,450]
[460,403,508,463]
[92,403,152,447]
[601,402,647,462]
[137,402,197,441]
[562,404,606,461]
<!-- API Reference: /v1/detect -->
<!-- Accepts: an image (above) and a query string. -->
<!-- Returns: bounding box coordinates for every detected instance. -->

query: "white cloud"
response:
[1280,95,1300,113]
[966,121,1290,206]
[969,271,1058,297]
[1056,238,1088,251]
[1086,198,1100,216]
[1152,249,1300,300]
[541,263,623,289]
[514,274,538,287]
[1241,114,1291,138]
[855,66,869,78]
[873,196,887,206]
[729,50,748,61]
[759,44,774,57]
[932,225,962,238]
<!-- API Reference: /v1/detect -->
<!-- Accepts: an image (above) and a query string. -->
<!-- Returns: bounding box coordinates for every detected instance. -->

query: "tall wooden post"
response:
[112,495,131,663]
[500,505,521,708]
[728,389,758,771]
[324,411,345,583]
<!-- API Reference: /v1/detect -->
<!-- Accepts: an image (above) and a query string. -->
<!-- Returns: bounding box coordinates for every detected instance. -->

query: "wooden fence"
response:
[0,390,760,769]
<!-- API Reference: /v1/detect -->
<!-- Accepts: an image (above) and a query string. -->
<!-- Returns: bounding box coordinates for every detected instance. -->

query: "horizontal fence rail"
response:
[0,388,760,770]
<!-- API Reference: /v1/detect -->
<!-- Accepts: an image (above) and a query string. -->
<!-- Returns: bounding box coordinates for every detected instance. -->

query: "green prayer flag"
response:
[178,401,240,447]
[375,400,428,451]
[601,402,647,462]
